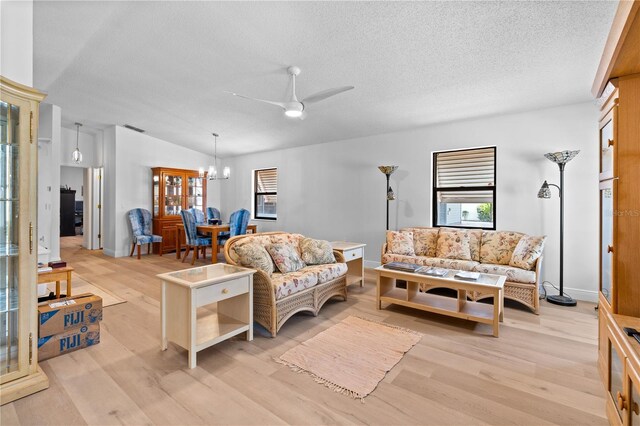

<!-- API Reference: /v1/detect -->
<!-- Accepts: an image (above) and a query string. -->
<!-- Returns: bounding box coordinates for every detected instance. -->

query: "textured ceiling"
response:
[34,1,616,157]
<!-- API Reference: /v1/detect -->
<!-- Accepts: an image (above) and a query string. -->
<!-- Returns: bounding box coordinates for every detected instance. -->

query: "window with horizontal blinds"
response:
[254,168,277,220]
[432,147,496,229]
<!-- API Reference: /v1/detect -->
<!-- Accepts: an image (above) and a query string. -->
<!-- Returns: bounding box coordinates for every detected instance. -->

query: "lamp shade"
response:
[544,150,579,164]
[378,165,398,175]
[537,181,551,199]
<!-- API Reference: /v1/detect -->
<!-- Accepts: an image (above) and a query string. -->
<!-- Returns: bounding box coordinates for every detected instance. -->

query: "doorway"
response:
[59,165,103,250]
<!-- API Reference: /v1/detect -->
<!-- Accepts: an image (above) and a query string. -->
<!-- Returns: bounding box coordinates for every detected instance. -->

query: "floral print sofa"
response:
[224,232,348,336]
[381,227,545,313]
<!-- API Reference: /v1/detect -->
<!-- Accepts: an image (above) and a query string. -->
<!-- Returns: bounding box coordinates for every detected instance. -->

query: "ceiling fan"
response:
[224,66,354,120]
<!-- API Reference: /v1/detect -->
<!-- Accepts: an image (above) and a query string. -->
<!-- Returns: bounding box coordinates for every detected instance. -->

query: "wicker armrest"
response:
[333,250,345,263]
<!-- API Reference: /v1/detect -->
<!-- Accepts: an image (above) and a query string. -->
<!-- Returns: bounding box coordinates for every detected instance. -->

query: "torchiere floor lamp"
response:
[378,166,398,230]
[537,150,579,306]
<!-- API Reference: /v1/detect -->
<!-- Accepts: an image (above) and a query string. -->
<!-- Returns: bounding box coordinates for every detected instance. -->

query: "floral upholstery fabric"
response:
[509,235,546,270]
[270,234,305,255]
[480,231,524,265]
[235,243,274,276]
[300,238,336,265]
[228,235,274,264]
[387,231,415,256]
[180,210,212,247]
[303,263,348,284]
[401,228,439,257]
[435,229,471,260]
[266,243,306,273]
[271,270,319,300]
[473,264,536,284]
[127,208,163,246]
[382,253,478,271]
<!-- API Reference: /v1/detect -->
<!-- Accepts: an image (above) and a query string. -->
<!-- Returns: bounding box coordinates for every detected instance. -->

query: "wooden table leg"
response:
[66,271,72,297]
[492,289,500,337]
[499,288,504,322]
[55,281,61,299]
[161,282,168,351]
[211,231,218,264]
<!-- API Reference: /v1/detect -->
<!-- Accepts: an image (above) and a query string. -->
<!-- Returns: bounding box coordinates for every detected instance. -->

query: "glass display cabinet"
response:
[151,167,207,254]
[0,76,49,404]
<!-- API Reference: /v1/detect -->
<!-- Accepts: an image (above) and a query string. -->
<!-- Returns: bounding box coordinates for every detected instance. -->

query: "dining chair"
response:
[180,209,212,265]
[127,208,163,259]
[206,207,221,222]
[217,208,250,248]
[189,208,208,237]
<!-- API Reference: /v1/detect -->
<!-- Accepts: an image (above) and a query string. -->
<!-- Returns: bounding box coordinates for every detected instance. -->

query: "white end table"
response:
[331,241,366,287]
[158,264,255,368]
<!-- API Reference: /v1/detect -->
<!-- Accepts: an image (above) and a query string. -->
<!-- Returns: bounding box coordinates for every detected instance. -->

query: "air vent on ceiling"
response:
[123,124,145,133]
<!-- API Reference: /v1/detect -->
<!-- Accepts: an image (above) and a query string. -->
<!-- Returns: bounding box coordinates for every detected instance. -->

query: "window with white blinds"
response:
[254,168,277,220]
[432,147,496,229]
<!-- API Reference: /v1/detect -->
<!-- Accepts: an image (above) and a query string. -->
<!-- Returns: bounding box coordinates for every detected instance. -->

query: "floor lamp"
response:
[537,150,579,307]
[378,166,398,230]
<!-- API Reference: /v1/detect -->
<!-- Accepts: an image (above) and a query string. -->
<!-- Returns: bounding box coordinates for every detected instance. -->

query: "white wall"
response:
[102,127,117,256]
[222,102,599,301]
[60,166,84,201]
[0,0,33,86]
[37,103,62,261]
[103,126,219,257]
[60,126,102,168]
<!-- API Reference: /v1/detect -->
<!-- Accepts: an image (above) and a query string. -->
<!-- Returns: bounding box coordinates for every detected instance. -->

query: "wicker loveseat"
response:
[224,232,348,337]
[381,227,544,313]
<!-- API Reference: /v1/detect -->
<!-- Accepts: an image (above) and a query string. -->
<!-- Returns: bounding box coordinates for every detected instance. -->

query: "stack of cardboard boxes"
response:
[37,293,102,360]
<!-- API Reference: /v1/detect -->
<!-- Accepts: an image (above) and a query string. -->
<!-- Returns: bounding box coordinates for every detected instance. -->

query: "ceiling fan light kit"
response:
[225,65,354,120]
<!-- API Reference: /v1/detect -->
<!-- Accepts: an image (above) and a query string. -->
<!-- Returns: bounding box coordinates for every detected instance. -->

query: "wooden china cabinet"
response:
[593,2,640,425]
[0,77,49,404]
[151,167,207,254]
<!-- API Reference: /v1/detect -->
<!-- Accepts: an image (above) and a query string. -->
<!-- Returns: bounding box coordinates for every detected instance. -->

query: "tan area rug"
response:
[43,273,126,307]
[277,316,422,400]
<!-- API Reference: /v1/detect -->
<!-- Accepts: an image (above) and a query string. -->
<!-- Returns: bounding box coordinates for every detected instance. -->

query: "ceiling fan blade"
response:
[223,91,287,109]
[302,86,354,104]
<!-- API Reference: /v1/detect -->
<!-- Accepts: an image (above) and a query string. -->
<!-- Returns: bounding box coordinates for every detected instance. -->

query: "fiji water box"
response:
[38,323,100,361]
[38,293,102,337]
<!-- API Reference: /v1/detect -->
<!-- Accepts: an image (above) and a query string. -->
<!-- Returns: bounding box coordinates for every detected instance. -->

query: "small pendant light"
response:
[72,122,83,164]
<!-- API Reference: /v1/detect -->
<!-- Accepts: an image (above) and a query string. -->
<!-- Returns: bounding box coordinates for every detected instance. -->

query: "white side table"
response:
[331,241,366,287]
[158,264,255,369]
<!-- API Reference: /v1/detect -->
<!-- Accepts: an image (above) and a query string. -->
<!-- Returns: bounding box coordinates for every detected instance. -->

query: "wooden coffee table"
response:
[375,266,506,337]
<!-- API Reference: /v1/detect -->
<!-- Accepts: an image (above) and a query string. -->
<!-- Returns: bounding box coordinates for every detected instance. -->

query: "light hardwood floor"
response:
[2,238,606,425]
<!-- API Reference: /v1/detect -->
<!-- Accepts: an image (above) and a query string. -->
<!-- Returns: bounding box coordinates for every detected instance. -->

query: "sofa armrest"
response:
[534,255,543,283]
[381,243,388,263]
[333,250,345,263]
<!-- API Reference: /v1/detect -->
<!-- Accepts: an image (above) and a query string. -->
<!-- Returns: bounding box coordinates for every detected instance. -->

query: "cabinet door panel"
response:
[600,179,616,307]
[163,173,183,216]
[630,360,640,426]
[600,108,616,180]
[608,326,626,424]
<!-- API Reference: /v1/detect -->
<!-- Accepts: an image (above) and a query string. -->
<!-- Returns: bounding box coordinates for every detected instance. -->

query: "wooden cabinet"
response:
[0,76,49,404]
[151,167,207,253]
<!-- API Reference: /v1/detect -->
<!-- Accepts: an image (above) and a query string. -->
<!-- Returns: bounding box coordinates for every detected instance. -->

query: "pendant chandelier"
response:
[199,133,230,180]
[72,122,83,164]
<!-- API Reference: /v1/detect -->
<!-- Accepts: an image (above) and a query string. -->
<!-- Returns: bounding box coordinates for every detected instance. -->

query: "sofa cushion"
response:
[271,270,319,300]
[412,228,439,257]
[228,234,274,264]
[387,231,415,256]
[480,231,524,265]
[436,228,471,260]
[234,243,274,276]
[440,227,482,261]
[509,235,546,270]
[270,233,305,255]
[382,253,478,271]
[266,243,306,273]
[473,263,536,284]
[300,238,336,265]
[303,263,348,284]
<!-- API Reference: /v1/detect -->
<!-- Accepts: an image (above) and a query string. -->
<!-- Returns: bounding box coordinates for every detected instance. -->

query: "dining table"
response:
[175,223,258,263]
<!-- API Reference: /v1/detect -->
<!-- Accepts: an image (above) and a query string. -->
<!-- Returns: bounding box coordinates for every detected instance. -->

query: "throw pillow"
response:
[480,231,524,265]
[509,235,546,270]
[387,231,415,256]
[411,228,439,257]
[266,243,306,273]
[234,243,274,276]
[435,229,471,260]
[300,238,336,265]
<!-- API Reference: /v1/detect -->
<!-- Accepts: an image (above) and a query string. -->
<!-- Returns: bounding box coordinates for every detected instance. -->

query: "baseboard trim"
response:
[103,248,116,258]
[545,286,599,303]
[364,260,381,269]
